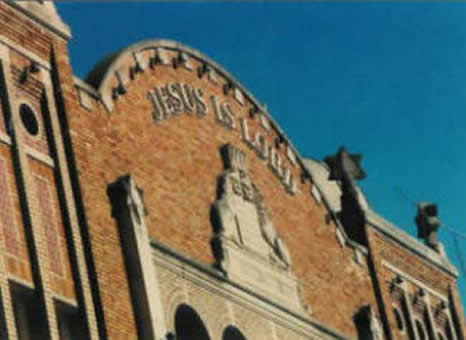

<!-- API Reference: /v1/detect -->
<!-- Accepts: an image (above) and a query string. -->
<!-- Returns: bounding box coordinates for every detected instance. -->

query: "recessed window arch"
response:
[222,325,247,340]
[174,304,211,340]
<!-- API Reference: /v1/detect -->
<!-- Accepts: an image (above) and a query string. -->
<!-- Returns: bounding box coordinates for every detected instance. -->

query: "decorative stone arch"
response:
[164,287,186,335]
[174,304,211,340]
[210,311,233,339]
[86,39,261,115]
[222,325,248,340]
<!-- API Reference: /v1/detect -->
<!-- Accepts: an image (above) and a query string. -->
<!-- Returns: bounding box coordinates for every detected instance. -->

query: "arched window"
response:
[175,304,211,340]
[222,325,247,340]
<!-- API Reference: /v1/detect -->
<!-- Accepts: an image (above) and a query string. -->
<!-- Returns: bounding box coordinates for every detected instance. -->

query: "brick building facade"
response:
[0,2,463,339]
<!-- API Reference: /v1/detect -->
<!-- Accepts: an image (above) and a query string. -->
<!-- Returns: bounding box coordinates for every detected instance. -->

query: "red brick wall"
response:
[0,2,53,60]
[368,229,453,295]
[0,144,32,284]
[59,48,378,338]
[29,159,76,301]
[2,6,462,336]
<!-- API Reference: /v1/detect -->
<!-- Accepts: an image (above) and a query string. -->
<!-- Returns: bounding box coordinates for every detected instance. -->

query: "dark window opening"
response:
[19,104,39,136]
[223,325,247,340]
[56,300,90,340]
[175,304,210,340]
[10,282,48,340]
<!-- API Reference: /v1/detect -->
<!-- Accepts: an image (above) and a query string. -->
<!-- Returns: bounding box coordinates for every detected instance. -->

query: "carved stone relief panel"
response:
[211,144,306,313]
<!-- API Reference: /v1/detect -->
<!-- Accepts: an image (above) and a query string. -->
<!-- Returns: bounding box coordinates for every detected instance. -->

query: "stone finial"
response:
[415,202,441,251]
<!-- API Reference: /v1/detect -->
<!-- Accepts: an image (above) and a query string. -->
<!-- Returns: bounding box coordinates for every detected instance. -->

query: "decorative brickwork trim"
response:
[0,157,20,256]
[34,175,64,277]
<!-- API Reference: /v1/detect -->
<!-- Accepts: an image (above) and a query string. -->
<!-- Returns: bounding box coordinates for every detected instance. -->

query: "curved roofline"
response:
[83,38,338,221]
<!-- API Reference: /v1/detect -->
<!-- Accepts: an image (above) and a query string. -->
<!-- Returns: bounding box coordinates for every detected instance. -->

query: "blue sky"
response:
[56,2,466,305]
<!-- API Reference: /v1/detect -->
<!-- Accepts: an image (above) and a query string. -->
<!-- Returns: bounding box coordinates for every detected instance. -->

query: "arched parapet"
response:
[86,39,256,115]
[84,38,337,217]
[85,39,300,166]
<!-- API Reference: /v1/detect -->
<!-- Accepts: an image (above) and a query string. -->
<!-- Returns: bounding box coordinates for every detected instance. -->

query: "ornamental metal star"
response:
[324,146,366,182]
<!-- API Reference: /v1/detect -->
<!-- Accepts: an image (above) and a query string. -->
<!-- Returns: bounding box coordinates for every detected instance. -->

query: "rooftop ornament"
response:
[325,146,366,185]
[325,146,367,243]
[415,202,441,251]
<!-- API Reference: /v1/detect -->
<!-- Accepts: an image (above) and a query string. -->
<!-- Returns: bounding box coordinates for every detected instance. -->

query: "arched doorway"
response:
[222,325,247,340]
[175,304,211,340]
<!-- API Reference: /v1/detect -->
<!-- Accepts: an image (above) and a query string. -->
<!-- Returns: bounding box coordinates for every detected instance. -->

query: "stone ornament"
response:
[324,145,366,208]
[325,146,366,189]
[211,144,306,313]
[325,146,368,242]
[256,194,292,268]
[415,202,441,251]
[212,144,291,270]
